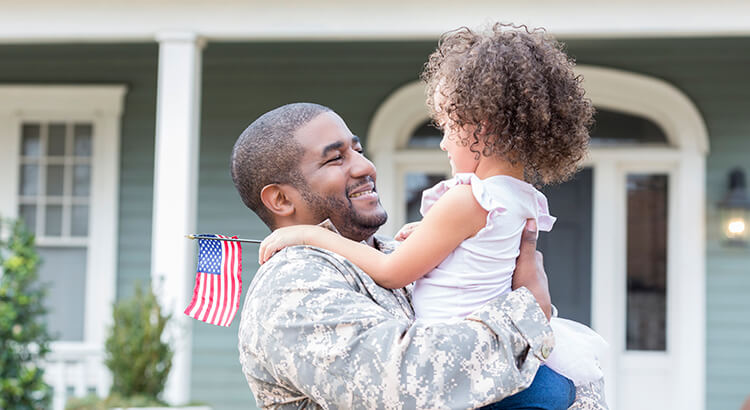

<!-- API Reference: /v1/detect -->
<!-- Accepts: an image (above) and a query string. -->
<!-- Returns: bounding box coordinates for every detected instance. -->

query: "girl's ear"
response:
[259,184,296,218]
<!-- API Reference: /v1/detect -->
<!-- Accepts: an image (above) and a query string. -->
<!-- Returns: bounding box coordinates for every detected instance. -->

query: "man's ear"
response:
[259,184,297,218]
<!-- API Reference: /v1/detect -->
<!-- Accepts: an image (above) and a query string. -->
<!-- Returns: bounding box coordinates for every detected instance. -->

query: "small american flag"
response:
[184,234,242,327]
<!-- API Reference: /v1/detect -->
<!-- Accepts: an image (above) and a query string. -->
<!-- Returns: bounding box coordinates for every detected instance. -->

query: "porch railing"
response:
[43,342,110,410]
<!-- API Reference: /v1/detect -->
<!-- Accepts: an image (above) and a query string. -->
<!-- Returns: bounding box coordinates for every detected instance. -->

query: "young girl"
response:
[260,24,606,395]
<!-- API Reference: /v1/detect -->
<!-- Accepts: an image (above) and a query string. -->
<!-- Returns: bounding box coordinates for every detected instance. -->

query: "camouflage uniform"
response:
[238,238,607,409]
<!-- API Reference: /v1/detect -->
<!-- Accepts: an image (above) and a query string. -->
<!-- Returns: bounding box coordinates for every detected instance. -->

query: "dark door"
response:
[538,168,593,325]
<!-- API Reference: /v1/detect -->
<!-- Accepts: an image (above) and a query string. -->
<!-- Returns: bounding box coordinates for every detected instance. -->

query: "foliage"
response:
[0,219,53,409]
[65,392,167,410]
[104,281,173,402]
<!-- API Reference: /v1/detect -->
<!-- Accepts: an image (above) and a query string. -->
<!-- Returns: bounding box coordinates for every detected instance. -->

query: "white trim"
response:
[2,0,750,42]
[150,32,204,406]
[368,82,433,235]
[366,65,707,410]
[0,84,126,407]
[577,66,709,154]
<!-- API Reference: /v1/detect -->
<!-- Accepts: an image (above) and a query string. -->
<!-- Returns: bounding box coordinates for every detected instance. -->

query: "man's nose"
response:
[350,150,377,178]
[439,136,447,151]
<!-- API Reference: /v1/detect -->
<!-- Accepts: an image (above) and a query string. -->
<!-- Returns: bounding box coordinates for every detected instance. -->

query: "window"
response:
[626,174,668,351]
[19,122,92,243]
[0,85,125,345]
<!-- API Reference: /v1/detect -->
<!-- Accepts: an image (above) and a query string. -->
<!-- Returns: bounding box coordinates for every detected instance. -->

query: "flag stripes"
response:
[184,234,242,327]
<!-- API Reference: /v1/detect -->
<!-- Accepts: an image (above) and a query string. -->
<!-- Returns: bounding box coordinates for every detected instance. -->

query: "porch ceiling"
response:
[2,0,750,43]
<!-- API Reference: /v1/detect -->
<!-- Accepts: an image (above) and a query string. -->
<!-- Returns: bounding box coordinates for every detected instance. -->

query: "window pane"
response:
[19,205,37,233]
[74,135,92,157]
[37,247,87,341]
[45,205,63,237]
[48,123,67,156]
[591,109,668,146]
[74,124,93,157]
[71,205,89,237]
[408,122,442,148]
[73,165,91,197]
[46,165,65,196]
[21,124,41,157]
[404,173,446,223]
[19,164,39,195]
[626,174,668,351]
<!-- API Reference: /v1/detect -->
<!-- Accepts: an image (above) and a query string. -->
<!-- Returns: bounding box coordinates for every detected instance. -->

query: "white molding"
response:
[0,85,126,116]
[577,66,709,154]
[365,65,708,409]
[150,33,203,406]
[368,81,430,153]
[2,0,750,42]
[0,84,126,401]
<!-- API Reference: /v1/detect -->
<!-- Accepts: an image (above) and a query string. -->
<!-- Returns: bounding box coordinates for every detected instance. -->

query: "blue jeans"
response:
[479,365,575,410]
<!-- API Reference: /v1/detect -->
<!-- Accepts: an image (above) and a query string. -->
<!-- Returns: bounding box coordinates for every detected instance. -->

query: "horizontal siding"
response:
[565,36,750,410]
[192,41,436,410]
[4,36,749,410]
[193,38,750,410]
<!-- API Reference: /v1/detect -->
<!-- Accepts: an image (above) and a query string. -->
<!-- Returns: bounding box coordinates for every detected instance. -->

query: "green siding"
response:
[0,43,159,301]
[195,38,750,410]
[194,41,436,410]
[564,37,750,410]
[3,36,749,410]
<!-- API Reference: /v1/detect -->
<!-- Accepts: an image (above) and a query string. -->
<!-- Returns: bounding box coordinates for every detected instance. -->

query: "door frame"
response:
[367,66,708,409]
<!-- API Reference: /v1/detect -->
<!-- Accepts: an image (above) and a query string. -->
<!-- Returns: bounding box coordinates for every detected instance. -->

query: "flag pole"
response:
[185,234,262,244]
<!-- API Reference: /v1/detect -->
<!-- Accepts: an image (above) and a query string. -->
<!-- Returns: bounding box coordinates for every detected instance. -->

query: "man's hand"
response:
[259,225,327,265]
[512,219,552,320]
[394,221,420,241]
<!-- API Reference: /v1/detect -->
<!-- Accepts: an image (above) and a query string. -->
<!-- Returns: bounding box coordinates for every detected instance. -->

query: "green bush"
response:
[65,392,167,410]
[0,219,53,409]
[104,281,173,403]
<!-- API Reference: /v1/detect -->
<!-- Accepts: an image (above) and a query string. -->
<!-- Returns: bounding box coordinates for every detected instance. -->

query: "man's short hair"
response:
[231,103,332,228]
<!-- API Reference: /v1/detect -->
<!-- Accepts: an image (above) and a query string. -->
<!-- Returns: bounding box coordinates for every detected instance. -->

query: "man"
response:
[232,103,606,409]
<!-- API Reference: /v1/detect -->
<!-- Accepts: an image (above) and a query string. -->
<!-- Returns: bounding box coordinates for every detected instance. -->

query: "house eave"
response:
[2,0,750,44]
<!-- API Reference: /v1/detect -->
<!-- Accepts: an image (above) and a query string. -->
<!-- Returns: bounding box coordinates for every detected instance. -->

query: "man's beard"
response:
[300,183,388,242]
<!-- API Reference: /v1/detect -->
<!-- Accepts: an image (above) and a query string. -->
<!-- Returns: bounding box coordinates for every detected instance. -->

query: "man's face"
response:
[291,111,387,242]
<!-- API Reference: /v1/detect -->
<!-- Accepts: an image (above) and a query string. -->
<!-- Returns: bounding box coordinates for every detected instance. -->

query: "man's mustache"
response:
[345,176,377,197]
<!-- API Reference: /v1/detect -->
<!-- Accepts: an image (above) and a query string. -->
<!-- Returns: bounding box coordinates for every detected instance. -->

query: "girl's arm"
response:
[259,184,487,288]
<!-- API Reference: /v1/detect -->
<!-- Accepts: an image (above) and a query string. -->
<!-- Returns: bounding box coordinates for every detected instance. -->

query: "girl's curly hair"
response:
[422,23,594,185]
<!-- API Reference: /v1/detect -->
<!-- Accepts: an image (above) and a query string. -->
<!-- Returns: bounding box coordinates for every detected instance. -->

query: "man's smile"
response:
[347,181,378,200]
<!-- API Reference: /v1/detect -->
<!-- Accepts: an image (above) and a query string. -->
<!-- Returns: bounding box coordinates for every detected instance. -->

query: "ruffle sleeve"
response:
[420,173,508,217]
[534,190,556,232]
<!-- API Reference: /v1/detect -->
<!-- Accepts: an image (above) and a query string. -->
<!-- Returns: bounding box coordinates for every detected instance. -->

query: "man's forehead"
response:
[294,111,359,153]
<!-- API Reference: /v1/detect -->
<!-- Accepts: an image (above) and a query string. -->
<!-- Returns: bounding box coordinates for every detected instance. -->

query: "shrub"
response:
[104,281,173,403]
[0,219,53,409]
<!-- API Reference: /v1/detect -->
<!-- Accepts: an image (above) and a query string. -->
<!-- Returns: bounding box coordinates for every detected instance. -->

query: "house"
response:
[1,1,749,409]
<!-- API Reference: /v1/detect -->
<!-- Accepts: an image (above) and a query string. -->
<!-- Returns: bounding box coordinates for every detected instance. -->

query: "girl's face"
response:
[433,87,479,175]
[438,122,478,176]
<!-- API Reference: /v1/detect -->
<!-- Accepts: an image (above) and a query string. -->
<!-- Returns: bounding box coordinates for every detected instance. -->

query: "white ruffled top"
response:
[412,173,555,321]
[412,173,607,386]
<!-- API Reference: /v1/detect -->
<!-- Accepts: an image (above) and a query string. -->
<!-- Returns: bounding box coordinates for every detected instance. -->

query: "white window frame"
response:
[0,84,126,371]
[366,66,708,410]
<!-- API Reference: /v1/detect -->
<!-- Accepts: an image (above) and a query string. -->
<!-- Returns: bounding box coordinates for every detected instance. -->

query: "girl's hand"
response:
[394,221,421,241]
[259,225,321,265]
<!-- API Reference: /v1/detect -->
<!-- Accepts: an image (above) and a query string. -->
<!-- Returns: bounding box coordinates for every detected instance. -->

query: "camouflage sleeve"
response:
[570,378,608,409]
[247,249,555,409]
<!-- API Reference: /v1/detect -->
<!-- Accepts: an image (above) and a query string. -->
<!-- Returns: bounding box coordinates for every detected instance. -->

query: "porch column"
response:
[150,31,204,405]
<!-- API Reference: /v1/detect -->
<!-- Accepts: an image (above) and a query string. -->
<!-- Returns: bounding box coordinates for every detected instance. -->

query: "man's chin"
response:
[334,209,388,241]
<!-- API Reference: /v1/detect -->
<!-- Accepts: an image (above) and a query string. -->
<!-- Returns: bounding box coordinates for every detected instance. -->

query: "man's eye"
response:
[325,155,343,164]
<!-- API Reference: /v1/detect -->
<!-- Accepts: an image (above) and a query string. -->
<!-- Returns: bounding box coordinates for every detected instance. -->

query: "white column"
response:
[672,151,706,410]
[590,159,621,407]
[151,31,204,405]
